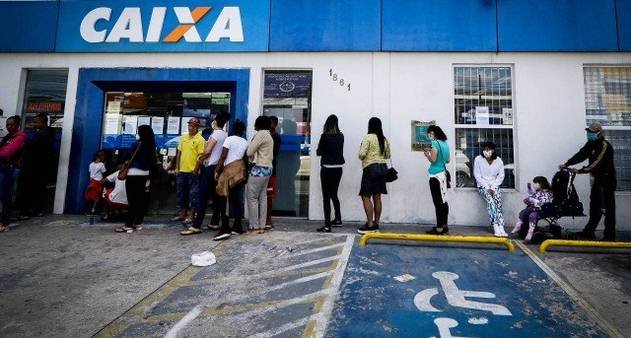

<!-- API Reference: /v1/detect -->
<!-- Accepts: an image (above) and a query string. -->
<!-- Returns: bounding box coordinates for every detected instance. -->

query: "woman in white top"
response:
[473,142,507,237]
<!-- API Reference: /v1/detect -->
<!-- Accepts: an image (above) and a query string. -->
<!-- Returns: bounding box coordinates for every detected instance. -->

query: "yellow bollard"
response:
[539,239,631,254]
[359,232,515,252]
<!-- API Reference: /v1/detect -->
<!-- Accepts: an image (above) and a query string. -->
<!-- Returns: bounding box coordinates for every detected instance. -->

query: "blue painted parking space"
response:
[326,241,607,338]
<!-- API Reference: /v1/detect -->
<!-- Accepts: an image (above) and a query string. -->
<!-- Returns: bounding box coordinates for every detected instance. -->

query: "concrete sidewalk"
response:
[0,215,629,337]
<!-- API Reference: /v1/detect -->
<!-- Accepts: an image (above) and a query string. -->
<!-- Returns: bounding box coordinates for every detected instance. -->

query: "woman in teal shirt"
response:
[423,125,450,235]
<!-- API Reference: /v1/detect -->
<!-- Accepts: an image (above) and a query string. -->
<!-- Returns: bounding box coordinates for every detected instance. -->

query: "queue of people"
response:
[0,111,618,242]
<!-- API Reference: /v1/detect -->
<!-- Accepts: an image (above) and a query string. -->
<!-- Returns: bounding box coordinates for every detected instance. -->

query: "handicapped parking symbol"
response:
[415,271,512,338]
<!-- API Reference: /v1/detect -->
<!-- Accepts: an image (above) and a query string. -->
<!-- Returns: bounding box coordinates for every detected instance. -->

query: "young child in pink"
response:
[511,176,554,242]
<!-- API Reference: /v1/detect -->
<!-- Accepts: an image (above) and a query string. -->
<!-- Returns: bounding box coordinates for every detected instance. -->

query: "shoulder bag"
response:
[436,141,451,188]
[118,142,141,181]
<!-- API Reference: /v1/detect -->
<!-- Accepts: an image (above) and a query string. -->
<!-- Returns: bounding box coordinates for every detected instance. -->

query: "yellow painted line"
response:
[516,241,624,338]
[359,232,515,252]
[539,239,631,254]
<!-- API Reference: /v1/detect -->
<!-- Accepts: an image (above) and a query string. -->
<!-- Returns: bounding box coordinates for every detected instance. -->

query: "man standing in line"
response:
[0,116,27,231]
[17,113,55,219]
[172,117,205,223]
[266,116,281,229]
[560,122,617,241]
[181,112,230,235]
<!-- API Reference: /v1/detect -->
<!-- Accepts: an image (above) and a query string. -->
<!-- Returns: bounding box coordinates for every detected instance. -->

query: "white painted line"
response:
[237,289,331,319]
[288,243,345,258]
[164,304,203,338]
[516,241,624,338]
[266,271,333,293]
[247,313,322,338]
[258,255,341,277]
[313,235,355,338]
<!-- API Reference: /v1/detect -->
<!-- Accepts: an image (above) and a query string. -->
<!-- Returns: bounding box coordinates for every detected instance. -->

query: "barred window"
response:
[584,66,631,191]
[454,66,515,189]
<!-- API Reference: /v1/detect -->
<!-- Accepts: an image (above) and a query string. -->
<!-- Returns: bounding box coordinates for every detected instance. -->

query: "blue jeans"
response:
[0,166,18,224]
[176,172,200,212]
[192,165,220,229]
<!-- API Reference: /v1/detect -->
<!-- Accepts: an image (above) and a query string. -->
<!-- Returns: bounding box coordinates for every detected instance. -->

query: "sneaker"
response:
[317,226,332,233]
[357,223,378,234]
[213,231,231,241]
[426,226,449,235]
[330,219,343,227]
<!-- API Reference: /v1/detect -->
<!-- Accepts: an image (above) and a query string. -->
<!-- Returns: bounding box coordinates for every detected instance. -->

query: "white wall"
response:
[0,52,629,229]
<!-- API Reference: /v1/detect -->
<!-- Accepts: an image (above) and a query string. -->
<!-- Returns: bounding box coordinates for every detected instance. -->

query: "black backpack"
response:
[551,170,584,217]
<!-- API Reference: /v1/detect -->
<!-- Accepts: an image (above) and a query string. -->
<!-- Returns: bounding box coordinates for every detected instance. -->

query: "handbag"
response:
[118,142,141,181]
[385,159,398,183]
[436,141,451,188]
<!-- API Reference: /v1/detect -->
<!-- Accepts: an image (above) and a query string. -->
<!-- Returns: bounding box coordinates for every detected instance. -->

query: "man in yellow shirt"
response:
[172,117,205,222]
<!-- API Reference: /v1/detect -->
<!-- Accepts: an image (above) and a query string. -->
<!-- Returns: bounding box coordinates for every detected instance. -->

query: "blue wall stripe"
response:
[0,1,59,52]
[618,0,631,51]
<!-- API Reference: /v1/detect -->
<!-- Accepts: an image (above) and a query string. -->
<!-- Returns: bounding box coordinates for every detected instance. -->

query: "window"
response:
[454,66,515,188]
[584,66,631,191]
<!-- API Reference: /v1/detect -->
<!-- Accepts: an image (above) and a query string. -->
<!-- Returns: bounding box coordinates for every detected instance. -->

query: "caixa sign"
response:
[56,0,270,52]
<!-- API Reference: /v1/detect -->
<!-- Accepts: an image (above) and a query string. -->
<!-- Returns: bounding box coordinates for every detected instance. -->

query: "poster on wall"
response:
[502,108,513,125]
[104,113,122,134]
[106,101,122,114]
[122,115,138,135]
[411,120,435,151]
[181,117,192,135]
[151,116,165,134]
[264,73,312,98]
[137,116,151,129]
[166,117,180,134]
[475,106,490,125]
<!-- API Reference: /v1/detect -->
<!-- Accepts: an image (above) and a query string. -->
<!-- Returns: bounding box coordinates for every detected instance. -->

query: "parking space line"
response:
[163,305,202,338]
[289,243,345,258]
[258,255,342,277]
[247,313,322,338]
[516,241,624,338]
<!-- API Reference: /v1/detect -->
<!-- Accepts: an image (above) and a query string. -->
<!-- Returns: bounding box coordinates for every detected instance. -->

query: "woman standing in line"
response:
[116,125,156,233]
[246,116,274,234]
[357,117,391,234]
[316,114,345,232]
[473,141,508,237]
[423,125,450,235]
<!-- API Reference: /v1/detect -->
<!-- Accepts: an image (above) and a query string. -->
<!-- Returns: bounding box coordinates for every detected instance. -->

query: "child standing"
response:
[511,176,554,242]
[85,151,106,214]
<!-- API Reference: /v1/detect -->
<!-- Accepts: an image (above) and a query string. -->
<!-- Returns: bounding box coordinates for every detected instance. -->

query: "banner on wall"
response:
[56,0,270,52]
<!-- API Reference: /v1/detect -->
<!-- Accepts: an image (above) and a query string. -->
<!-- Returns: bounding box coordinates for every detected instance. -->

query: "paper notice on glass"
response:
[167,148,177,156]
[104,113,122,134]
[476,106,490,125]
[137,115,151,128]
[151,116,165,134]
[122,115,138,135]
[106,101,122,114]
[181,117,192,135]
[502,108,513,125]
[167,117,180,134]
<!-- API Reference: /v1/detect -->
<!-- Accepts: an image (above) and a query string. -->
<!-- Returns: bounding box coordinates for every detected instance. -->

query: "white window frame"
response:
[452,64,518,191]
[583,64,631,193]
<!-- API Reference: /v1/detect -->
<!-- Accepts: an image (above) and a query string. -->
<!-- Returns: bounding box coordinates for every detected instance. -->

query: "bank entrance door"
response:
[262,70,312,217]
[100,90,231,215]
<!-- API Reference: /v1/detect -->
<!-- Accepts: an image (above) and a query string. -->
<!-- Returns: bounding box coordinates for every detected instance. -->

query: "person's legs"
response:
[361,195,374,226]
[258,176,270,230]
[330,168,343,222]
[231,182,245,231]
[247,176,265,230]
[478,187,495,225]
[524,209,540,241]
[187,173,200,221]
[492,189,506,228]
[321,168,332,225]
[0,166,15,226]
[175,173,190,219]
[512,208,530,234]
[124,177,143,228]
[266,176,276,226]
[582,181,603,236]
[373,194,382,225]
[429,178,443,227]
[133,176,149,226]
[192,166,214,229]
[602,179,617,240]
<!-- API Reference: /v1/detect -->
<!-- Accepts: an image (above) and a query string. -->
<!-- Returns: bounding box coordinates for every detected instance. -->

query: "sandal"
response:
[180,227,202,236]
[115,226,134,233]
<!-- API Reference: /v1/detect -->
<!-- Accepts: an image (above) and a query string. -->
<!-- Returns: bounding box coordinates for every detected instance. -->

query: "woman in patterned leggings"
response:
[473,142,507,237]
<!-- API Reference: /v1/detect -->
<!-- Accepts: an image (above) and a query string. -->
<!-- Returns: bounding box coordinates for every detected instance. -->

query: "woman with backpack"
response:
[357,117,390,234]
[423,125,450,235]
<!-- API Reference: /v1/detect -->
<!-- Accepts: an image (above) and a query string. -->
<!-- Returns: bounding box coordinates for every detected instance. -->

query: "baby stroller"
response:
[529,170,585,244]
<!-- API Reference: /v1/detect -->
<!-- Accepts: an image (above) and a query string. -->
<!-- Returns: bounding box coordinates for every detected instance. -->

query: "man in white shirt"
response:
[181,112,230,235]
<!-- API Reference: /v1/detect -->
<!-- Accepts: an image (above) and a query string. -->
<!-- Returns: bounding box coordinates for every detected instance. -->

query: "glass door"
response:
[262,70,312,217]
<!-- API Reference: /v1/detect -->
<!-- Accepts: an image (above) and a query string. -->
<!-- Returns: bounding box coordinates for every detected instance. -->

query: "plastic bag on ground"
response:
[191,251,216,267]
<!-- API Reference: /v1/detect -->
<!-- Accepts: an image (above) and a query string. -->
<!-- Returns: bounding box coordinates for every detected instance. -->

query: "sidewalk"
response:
[0,215,629,337]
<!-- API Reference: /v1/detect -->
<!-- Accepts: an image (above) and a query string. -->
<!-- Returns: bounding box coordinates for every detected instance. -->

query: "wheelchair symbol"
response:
[415,271,512,338]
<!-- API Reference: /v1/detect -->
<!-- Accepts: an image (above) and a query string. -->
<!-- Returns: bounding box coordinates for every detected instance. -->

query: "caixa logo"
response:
[80,6,243,43]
